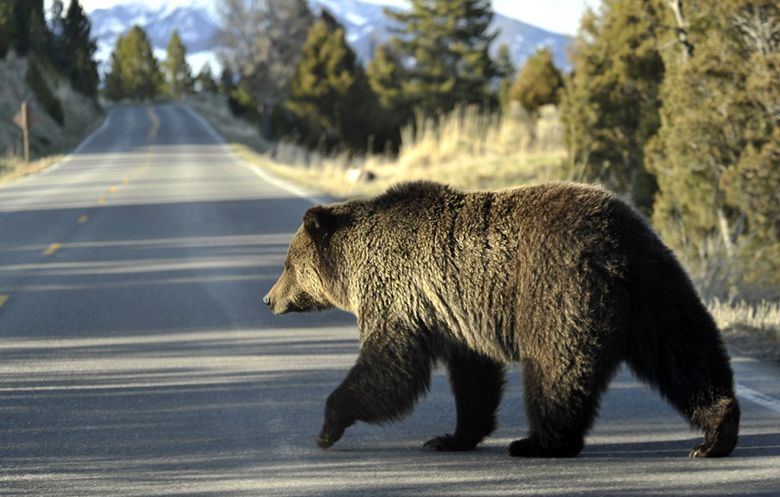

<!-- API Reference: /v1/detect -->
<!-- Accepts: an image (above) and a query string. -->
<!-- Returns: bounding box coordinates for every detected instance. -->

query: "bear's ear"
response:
[303,205,341,243]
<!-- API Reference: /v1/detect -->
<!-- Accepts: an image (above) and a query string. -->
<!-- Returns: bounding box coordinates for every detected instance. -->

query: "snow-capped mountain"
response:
[89,2,222,74]
[88,0,572,75]
[314,0,572,69]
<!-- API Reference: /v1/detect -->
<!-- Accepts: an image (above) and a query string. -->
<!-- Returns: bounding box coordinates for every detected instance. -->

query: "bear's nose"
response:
[263,293,271,306]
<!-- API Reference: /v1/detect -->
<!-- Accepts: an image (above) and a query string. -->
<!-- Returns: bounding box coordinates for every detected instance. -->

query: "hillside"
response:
[0,54,103,163]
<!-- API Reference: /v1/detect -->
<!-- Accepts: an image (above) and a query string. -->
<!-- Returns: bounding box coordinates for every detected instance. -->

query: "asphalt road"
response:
[1,103,779,497]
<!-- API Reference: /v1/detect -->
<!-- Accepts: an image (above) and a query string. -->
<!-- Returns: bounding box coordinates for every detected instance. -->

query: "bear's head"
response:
[264,205,349,315]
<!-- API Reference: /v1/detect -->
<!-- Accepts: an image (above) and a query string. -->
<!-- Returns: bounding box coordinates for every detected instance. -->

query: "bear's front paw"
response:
[423,434,478,452]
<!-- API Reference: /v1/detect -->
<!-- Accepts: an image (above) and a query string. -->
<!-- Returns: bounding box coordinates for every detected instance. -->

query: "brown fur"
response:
[264,181,740,457]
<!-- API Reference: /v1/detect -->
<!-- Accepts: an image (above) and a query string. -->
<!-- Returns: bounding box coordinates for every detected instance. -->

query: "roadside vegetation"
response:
[0,1,103,179]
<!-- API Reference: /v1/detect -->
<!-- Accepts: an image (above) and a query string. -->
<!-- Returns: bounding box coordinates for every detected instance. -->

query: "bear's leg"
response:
[423,347,505,451]
[626,306,740,458]
[316,327,433,449]
[510,354,618,458]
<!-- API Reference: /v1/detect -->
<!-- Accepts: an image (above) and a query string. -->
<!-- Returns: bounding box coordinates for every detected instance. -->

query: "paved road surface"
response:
[1,104,779,496]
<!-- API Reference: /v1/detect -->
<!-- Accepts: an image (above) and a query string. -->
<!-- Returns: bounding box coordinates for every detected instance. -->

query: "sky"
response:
[51,0,600,35]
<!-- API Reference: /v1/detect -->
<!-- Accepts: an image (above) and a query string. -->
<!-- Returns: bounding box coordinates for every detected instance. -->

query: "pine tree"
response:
[286,12,380,151]
[0,1,12,57]
[61,0,99,97]
[560,0,665,212]
[509,47,563,116]
[195,62,218,93]
[47,0,66,68]
[366,43,406,148]
[2,0,46,55]
[26,54,64,125]
[162,30,192,99]
[386,0,499,116]
[104,25,162,100]
[494,43,515,112]
[219,65,235,95]
[26,0,49,55]
[648,0,780,292]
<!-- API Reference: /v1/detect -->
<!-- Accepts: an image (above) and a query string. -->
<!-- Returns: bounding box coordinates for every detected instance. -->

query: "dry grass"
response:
[709,299,780,337]
[359,104,566,193]
[189,94,567,199]
[0,154,64,186]
[710,299,780,361]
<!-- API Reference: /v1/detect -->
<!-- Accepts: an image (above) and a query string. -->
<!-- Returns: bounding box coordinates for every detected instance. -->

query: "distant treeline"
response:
[0,0,99,124]
[214,0,552,154]
[102,0,550,155]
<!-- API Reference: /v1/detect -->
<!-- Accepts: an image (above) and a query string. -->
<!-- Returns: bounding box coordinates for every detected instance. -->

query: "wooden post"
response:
[13,101,30,163]
[21,101,29,163]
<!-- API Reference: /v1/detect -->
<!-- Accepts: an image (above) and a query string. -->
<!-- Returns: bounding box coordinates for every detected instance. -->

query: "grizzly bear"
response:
[263,181,740,458]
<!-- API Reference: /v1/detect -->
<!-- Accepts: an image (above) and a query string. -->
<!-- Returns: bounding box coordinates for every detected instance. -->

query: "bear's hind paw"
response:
[688,441,735,458]
[423,434,478,452]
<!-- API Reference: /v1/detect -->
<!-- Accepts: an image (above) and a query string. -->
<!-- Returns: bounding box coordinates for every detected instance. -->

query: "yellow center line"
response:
[43,242,62,256]
[109,185,118,193]
[0,294,10,308]
[78,214,89,224]
[122,177,129,184]
[98,195,105,205]
[146,106,160,142]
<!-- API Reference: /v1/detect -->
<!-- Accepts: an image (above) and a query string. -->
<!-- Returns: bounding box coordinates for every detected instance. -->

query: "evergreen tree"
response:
[219,65,235,95]
[162,30,192,99]
[286,12,379,151]
[104,25,162,100]
[495,43,515,112]
[2,0,46,55]
[0,1,12,57]
[26,55,64,125]
[648,0,780,290]
[47,0,66,68]
[61,0,99,97]
[195,62,218,93]
[509,47,563,116]
[366,43,406,148]
[386,0,499,116]
[560,0,665,211]
[26,0,49,55]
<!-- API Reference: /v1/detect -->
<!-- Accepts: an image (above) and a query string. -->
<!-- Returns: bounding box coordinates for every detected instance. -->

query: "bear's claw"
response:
[315,435,336,450]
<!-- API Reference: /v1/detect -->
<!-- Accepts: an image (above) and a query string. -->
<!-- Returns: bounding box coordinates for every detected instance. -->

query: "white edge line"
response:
[0,111,112,190]
[179,103,329,206]
[72,112,113,155]
[736,383,780,414]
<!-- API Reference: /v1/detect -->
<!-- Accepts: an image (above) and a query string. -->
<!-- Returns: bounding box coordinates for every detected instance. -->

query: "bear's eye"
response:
[284,261,293,271]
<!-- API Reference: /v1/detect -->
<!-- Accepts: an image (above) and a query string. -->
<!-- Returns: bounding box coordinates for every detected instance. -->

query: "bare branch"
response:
[666,0,694,61]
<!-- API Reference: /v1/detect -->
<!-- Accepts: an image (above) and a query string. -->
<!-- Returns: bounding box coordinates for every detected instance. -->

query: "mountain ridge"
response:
[88,0,572,74]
